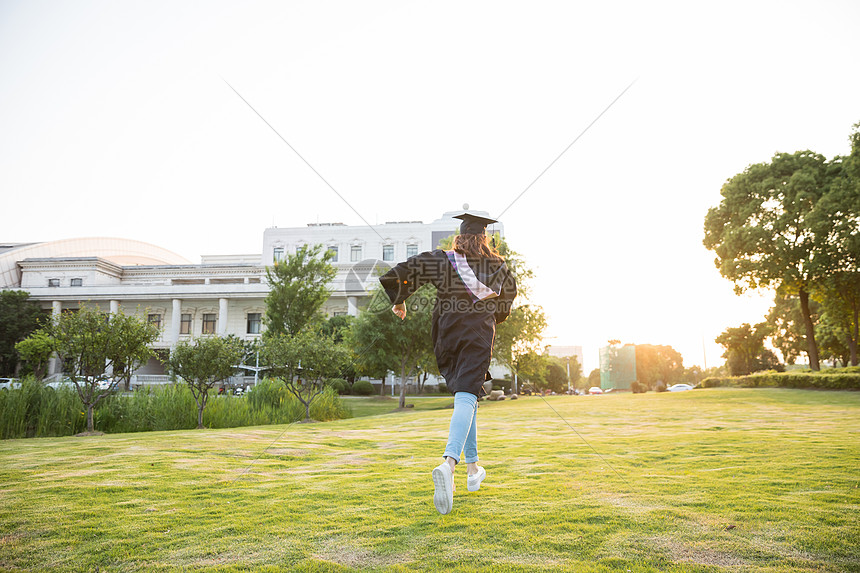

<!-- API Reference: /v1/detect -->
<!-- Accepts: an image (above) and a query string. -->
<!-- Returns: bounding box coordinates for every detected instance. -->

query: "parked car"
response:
[0,378,21,391]
[46,378,76,389]
[668,383,694,392]
[588,386,604,395]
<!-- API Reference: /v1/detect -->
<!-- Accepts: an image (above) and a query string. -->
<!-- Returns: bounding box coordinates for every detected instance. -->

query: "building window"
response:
[70,278,83,287]
[147,314,162,330]
[48,279,60,287]
[382,245,394,261]
[247,313,261,334]
[273,247,284,263]
[328,246,339,261]
[180,313,192,335]
[350,245,362,262]
[407,244,418,258]
[202,313,217,334]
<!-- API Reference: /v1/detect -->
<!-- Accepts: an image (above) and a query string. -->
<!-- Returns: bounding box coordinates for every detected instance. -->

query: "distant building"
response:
[547,345,585,372]
[3,210,503,386]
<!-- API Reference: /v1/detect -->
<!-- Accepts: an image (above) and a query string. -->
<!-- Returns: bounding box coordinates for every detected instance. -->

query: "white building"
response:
[3,209,503,385]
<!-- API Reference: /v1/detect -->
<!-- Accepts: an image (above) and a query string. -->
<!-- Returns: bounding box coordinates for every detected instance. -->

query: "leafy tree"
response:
[264,244,336,337]
[14,330,53,380]
[262,329,349,421]
[634,344,685,389]
[168,336,244,429]
[814,273,859,366]
[495,304,547,391]
[322,314,358,381]
[715,322,778,376]
[544,358,569,393]
[704,151,834,370]
[110,311,160,392]
[516,350,549,392]
[348,284,435,408]
[0,291,45,376]
[766,290,818,365]
[32,305,159,432]
[586,368,601,389]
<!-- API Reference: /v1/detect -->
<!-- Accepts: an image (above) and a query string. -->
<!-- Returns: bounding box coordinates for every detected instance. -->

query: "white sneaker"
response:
[467,466,486,492]
[431,462,454,514]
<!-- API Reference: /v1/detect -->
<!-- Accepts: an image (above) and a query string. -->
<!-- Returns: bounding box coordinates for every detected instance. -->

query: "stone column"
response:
[218,298,228,336]
[347,296,359,317]
[171,299,182,347]
[49,301,62,376]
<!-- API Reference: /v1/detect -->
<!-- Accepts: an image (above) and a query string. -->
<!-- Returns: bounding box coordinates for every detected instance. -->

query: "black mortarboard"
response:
[453,212,497,235]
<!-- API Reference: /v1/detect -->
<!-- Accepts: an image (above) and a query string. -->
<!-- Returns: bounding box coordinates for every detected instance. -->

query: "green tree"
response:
[807,124,860,365]
[704,151,834,370]
[634,344,685,389]
[715,323,777,376]
[264,244,336,337]
[168,336,243,429]
[766,290,818,365]
[33,305,159,432]
[586,368,601,389]
[262,329,349,421]
[544,358,569,393]
[813,273,860,365]
[14,330,53,380]
[0,291,45,376]
[348,284,435,408]
[110,311,160,392]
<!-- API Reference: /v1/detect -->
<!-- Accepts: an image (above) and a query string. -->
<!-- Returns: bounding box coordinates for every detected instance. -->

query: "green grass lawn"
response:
[1,389,858,572]
[343,395,454,418]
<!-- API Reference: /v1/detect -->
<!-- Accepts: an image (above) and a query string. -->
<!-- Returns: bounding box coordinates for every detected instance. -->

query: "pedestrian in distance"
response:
[379,211,517,514]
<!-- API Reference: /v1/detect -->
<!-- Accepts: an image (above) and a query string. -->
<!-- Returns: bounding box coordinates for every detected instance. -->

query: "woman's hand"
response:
[392,303,406,320]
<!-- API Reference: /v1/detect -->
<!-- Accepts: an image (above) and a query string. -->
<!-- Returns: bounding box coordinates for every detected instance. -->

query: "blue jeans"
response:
[443,392,479,464]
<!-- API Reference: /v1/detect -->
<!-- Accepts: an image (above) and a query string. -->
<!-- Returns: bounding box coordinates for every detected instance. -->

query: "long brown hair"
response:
[453,233,503,261]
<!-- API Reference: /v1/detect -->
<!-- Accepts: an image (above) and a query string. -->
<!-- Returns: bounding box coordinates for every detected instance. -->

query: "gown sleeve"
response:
[493,264,518,324]
[379,250,445,305]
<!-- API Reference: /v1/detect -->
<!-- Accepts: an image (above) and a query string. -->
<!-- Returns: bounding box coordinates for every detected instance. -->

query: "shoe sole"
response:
[467,469,486,492]
[431,466,453,514]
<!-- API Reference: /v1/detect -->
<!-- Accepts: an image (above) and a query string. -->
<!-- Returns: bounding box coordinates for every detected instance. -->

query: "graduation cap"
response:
[453,212,497,235]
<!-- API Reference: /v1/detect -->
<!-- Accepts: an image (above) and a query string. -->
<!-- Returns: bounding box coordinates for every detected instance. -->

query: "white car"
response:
[0,378,21,391]
[668,383,694,392]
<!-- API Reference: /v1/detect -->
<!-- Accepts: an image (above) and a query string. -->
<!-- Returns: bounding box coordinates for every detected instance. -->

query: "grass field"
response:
[1,388,858,572]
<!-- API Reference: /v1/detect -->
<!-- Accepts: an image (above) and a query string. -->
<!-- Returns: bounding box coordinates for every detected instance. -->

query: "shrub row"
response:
[701,369,860,391]
[0,378,350,439]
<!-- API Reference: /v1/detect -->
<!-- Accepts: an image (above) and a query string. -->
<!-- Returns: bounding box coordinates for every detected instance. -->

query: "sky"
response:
[2,0,858,373]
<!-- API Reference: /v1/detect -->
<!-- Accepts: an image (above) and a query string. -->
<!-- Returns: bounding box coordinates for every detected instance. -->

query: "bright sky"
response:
[2,0,858,372]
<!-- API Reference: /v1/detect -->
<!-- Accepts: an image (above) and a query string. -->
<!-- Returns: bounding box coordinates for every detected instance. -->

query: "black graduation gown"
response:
[379,249,517,397]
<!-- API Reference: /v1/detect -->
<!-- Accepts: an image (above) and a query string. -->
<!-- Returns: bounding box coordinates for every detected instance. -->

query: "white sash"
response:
[453,251,499,301]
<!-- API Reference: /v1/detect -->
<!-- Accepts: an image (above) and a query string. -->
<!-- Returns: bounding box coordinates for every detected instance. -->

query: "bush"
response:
[326,378,350,395]
[701,367,860,391]
[631,381,647,394]
[655,381,667,392]
[352,380,375,396]
[1,376,352,439]
[437,382,448,394]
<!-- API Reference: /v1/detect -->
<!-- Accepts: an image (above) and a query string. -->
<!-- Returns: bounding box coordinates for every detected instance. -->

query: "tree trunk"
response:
[87,404,94,433]
[851,306,859,366]
[305,401,311,421]
[798,288,820,371]
[197,404,204,429]
[380,374,386,396]
[399,362,408,409]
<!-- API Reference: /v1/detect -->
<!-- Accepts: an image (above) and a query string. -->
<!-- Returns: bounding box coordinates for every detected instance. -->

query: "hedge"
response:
[701,368,860,391]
